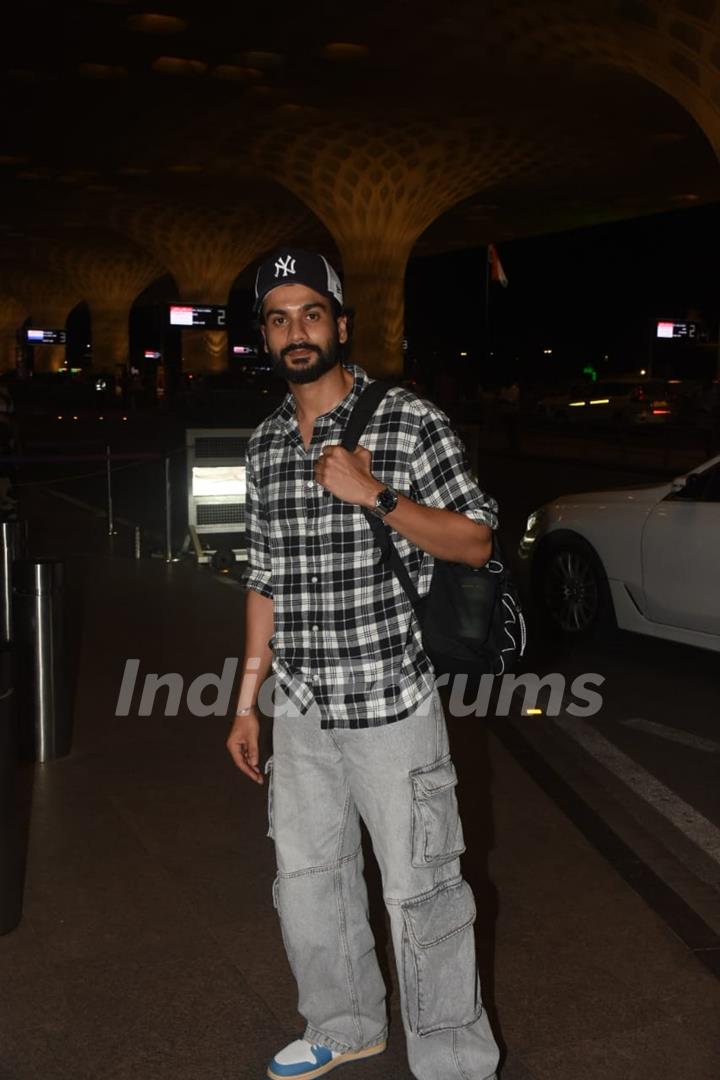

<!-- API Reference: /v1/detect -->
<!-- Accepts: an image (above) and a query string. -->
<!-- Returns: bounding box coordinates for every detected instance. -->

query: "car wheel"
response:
[534,538,613,637]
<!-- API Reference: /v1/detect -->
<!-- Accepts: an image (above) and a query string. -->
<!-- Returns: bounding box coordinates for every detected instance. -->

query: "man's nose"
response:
[285,313,309,339]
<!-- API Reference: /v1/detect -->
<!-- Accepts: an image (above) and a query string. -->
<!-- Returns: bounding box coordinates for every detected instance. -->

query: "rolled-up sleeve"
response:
[243,453,273,599]
[409,406,499,530]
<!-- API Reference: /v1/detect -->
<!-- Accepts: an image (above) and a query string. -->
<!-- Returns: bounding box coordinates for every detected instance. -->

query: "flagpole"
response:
[484,245,491,369]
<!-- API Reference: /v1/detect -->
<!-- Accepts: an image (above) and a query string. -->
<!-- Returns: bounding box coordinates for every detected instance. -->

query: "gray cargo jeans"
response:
[266,689,500,1080]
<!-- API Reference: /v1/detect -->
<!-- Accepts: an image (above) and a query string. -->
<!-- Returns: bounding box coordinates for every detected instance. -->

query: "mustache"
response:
[281,342,322,360]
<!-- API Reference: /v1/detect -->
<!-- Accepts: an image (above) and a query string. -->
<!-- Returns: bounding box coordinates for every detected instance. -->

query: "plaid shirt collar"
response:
[269,363,371,444]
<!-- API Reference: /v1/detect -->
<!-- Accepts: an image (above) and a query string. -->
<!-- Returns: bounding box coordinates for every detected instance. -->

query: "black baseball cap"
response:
[254,248,343,314]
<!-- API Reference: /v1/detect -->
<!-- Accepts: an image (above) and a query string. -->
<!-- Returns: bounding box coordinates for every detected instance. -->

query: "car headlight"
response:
[524,509,545,535]
[519,507,547,560]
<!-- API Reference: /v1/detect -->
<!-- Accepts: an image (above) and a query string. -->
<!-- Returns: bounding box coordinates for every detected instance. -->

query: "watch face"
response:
[376,487,398,513]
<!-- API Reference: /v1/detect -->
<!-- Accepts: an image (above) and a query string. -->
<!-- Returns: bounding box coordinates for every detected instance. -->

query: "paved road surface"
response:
[20,425,720,973]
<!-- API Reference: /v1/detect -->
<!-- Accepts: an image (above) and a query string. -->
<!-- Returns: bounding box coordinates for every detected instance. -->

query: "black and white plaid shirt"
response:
[244,364,499,729]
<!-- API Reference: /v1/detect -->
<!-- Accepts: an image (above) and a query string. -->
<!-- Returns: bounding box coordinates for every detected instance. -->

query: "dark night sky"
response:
[404,202,720,388]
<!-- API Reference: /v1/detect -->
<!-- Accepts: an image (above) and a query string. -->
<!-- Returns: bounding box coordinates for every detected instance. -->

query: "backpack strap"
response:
[364,516,425,621]
[340,378,393,452]
[340,378,425,622]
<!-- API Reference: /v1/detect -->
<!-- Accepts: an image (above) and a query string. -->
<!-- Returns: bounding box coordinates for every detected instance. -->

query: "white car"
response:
[519,454,720,652]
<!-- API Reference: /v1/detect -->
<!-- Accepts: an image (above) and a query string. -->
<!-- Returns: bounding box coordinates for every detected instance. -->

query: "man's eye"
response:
[306,312,319,321]
[272,317,285,326]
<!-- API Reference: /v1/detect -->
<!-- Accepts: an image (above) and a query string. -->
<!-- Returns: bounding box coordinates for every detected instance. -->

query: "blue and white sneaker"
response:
[266,1037,386,1079]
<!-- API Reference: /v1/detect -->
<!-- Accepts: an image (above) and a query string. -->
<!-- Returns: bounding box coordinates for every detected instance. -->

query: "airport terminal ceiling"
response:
[2,0,720,373]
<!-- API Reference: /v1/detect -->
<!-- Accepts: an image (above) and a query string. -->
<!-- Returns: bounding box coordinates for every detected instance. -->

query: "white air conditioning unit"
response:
[185,428,254,565]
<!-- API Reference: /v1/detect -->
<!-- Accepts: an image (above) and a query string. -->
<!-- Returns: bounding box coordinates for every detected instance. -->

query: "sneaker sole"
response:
[266,1039,387,1080]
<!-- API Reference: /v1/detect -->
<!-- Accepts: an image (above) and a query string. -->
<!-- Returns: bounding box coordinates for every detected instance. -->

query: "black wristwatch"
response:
[371,485,399,519]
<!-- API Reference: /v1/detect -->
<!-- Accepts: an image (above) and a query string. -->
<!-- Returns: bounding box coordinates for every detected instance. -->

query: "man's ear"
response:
[336,313,348,345]
[259,324,268,353]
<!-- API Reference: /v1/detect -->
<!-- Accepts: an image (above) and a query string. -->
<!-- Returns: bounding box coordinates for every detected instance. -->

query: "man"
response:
[227,249,500,1080]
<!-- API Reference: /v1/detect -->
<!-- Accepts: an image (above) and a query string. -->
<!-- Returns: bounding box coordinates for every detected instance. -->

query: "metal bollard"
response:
[0,520,28,645]
[13,560,72,763]
[0,644,23,934]
[106,445,116,537]
[164,454,172,563]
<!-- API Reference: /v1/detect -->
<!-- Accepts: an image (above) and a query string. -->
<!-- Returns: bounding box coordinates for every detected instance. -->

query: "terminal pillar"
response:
[251,122,492,379]
[88,302,131,371]
[175,284,232,375]
[180,328,227,375]
[0,299,26,374]
[0,331,16,375]
[337,242,409,379]
[122,189,318,377]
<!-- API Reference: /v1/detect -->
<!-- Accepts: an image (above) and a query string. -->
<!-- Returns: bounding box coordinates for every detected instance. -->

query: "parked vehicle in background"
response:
[519,454,720,651]
[693,379,720,420]
[536,376,678,426]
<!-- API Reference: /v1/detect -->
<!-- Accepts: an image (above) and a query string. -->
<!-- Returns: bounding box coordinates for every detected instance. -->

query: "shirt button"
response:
[310,576,318,583]
[311,624,319,632]
[306,480,315,489]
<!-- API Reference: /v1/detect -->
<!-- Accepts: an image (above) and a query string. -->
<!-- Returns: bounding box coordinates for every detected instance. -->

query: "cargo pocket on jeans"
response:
[400,878,480,1037]
[409,755,465,868]
[265,756,275,839]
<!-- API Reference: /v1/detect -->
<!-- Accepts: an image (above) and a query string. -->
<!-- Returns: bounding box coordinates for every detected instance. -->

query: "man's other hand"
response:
[226,709,264,784]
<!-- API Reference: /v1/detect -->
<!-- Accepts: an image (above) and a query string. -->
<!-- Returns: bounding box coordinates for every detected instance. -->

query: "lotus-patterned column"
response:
[125,194,314,373]
[3,270,78,374]
[60,236,164,370]
[0,296,27,373]
[493,0,720,160]
[253,118,536,377]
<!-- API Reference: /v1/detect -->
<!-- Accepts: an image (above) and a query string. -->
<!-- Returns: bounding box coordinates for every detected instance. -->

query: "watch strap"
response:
[372,486,398,517]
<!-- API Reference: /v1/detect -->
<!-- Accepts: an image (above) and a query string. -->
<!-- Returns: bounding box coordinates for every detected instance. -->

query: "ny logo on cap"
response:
[274,255,296,279]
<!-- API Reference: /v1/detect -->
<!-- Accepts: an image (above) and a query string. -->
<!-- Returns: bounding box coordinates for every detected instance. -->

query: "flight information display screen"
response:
[656,321,700,340]
[169,305,227,329]
[26,328,66,344]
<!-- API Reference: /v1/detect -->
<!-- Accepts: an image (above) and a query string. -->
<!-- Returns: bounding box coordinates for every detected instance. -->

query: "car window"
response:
[674,464,720,503]
[700,464,720,502]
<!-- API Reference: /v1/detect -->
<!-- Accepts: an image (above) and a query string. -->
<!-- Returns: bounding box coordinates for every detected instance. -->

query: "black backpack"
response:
[341,380,526,678]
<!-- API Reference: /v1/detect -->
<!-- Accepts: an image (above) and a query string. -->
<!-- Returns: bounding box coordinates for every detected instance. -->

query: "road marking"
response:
[621,717,720,754]
[553,716,720,866]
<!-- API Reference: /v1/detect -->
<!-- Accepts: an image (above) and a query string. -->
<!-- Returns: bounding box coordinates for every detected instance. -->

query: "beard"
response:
[269,334,341,385]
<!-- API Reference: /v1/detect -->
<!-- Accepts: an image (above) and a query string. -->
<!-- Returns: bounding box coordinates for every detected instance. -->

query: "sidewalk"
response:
[1,551,717,1080]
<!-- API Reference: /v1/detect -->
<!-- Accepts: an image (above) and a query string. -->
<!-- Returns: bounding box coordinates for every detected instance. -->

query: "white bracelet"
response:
[235,706,254,716]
